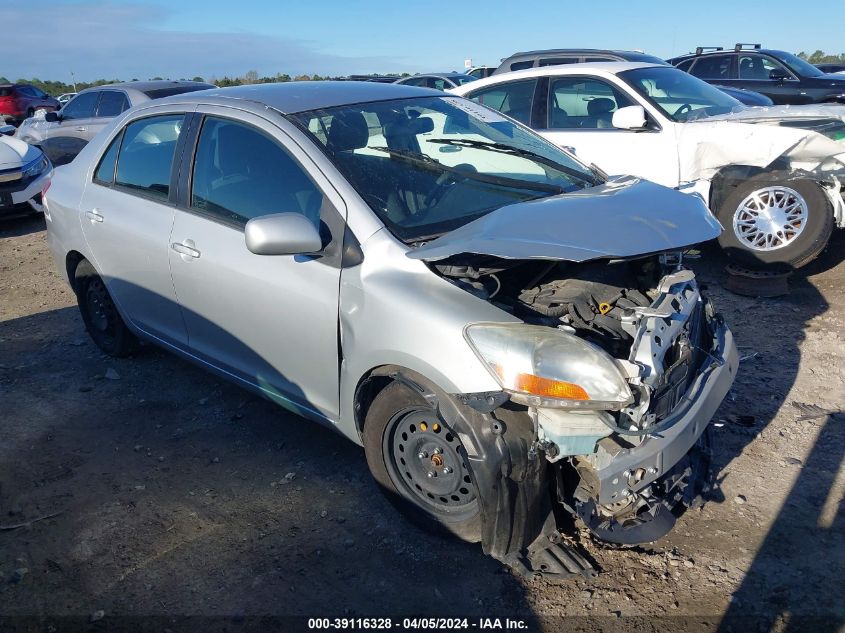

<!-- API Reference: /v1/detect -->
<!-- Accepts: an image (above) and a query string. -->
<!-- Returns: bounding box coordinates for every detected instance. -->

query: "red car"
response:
[0,84,61,125]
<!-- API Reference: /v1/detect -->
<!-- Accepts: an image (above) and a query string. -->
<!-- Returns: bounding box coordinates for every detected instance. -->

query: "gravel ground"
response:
[1,214,843,632]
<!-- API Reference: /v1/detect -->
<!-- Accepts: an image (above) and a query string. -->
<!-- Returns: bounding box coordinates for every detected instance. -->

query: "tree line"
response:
[0,69,408,96]
[5,50,843,97]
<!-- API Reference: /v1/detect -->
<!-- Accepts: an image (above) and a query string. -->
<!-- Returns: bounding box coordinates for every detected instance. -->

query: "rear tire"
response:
[715,178,833,269]
[363,381,482,542]
[74,260,138,357]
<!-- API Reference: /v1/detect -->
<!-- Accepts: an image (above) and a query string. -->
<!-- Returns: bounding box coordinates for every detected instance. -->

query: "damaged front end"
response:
[424,251,737,578]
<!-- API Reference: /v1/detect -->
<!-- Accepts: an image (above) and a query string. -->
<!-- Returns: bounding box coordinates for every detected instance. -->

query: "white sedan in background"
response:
[451,63,845,269]
[0,124,51,216]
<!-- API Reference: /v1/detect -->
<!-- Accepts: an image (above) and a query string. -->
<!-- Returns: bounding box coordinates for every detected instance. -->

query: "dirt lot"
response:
[1,214,843,632]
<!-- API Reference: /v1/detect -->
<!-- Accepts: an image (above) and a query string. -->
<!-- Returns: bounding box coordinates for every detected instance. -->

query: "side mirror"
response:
[0,125,15,136]
[769,68,789,81]
[45,111,61,122]
[611,105,648,130]
[244,213,322,256]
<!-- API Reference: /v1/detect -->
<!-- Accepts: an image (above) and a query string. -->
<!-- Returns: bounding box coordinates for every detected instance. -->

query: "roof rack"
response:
[734,43,762,52]
[695,46,724,55]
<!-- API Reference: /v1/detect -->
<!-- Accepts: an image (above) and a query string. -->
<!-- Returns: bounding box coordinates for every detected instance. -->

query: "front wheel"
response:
[363,381,482,542]
[715,179,833,269]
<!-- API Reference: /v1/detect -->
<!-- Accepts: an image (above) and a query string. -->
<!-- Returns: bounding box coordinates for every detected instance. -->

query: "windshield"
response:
[292,96,601,241]
[775,51,824,78]
[621,66,744,122]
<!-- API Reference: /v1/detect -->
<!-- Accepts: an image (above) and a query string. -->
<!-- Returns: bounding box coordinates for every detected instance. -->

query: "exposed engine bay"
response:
[431,251,723,545]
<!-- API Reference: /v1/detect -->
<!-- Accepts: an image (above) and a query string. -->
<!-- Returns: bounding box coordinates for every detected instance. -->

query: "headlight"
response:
[22,155,50,179]
[464,323,633,410]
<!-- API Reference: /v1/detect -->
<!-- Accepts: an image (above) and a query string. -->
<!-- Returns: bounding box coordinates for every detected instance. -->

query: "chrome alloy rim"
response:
[732,186,808,252]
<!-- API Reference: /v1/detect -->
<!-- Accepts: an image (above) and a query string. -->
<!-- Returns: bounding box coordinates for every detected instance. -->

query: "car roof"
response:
[483,61,659,80]
[157,81,443,114]
[449,62,662,94]
[79,80,213,93]
[672,48,794,61]
[505,48,647,57]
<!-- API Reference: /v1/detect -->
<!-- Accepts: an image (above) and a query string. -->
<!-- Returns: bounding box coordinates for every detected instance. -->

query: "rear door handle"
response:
[75,126,87,132]
[171,240,201,259]
[85,209,103,223]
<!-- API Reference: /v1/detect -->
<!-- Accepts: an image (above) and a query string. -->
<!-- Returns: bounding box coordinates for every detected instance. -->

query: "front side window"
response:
[622,66,744,121]
[61,92,99,120]
[96,91,130,117]
[191,117,323,228]
[738,54,789,80]
[467,79,538,125]
[115,115,184,200]
[292,95,601,242]
[451,75,479,86]
[539,57,581,66]
[547,77,634,129]
[689,54,733,80]
[508,61,535,72]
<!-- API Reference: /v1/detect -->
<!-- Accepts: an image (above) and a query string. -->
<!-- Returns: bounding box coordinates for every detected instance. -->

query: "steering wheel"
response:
[421,163,478,209]
[675,103,693,117]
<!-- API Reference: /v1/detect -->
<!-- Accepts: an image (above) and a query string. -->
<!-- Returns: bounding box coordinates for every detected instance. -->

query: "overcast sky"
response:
[2,0,844,82]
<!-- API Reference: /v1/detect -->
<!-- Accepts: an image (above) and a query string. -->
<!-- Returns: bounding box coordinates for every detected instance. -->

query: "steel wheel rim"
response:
[732,186,808,252]
[383,407,477,518]
[85,279,116,337]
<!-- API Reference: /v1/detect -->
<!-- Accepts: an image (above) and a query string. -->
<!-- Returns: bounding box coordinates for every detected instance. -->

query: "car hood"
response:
[0,136,41,170]
[407,177,722,263]
[678,107,845,182]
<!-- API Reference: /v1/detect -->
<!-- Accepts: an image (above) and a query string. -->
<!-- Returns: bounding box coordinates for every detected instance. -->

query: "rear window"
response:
[141,85,213,100]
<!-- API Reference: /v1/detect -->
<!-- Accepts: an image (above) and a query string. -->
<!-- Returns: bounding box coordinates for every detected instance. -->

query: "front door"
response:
[168,108,344,420]
[537,76,680,187]
[79,112,189,346]
[43,91,100,165]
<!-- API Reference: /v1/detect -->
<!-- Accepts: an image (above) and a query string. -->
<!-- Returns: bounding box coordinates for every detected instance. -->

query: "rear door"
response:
[87,90,131,141]
[167,106,344,420]
[43,91,100,165]
[79,110,191,346]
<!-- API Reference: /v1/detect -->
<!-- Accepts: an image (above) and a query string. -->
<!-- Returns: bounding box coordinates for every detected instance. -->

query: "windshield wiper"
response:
[369,146,566,195]
[426,138,601,186]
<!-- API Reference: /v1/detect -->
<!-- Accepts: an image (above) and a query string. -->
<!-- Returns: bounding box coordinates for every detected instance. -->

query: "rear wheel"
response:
[715,179,833,269]
[74,261,138,357]
[363,381,482,542]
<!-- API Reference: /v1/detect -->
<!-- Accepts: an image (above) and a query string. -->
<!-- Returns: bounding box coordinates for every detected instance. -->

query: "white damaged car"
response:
[0,124,51,216]
[452,63,845,269]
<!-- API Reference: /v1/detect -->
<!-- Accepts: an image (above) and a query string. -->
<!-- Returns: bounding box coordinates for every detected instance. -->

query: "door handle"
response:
[171,240,201,259]
[85,209,104,223]
[75,126,87,132]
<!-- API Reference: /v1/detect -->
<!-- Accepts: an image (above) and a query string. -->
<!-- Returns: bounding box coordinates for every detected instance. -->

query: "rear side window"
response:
[62,92,99,119]
[689,54,733,80]
[93,131,123,184]
[467,79,538,125]
[190,117,323,228]
[508,61,535,72]
[96,91,130,117]
[115,115,184,201]
[0,87,12,97]
[539,57,581,66]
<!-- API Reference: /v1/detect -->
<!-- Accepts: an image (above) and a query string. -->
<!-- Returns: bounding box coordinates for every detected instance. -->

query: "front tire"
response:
[74,261,138,357]
[363,381,482,542]
[715,178,833,269]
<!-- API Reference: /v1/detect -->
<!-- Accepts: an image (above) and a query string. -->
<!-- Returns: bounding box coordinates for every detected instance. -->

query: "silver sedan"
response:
[44,82,737,578]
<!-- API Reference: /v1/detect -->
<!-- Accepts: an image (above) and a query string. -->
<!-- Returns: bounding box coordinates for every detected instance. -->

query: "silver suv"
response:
[44,82,737,578]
